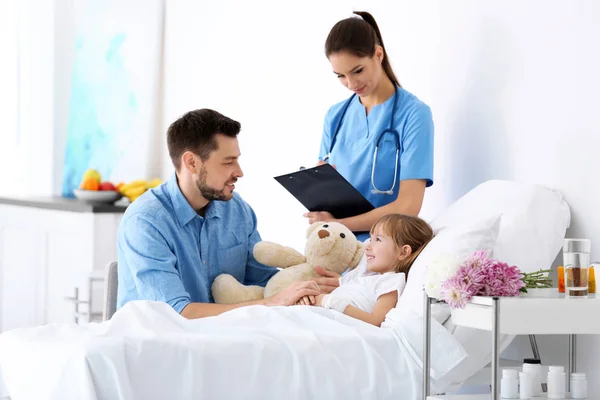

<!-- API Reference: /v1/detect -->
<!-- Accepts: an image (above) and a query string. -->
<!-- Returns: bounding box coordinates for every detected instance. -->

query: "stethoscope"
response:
[322,85,401,195]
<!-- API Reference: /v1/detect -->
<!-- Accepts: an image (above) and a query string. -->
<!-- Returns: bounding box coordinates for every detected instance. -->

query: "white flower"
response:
[424,253,463,300]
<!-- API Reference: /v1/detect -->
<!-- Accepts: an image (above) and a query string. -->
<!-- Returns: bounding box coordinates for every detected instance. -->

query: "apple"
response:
[98,182,117,191]
[83,169,102,183]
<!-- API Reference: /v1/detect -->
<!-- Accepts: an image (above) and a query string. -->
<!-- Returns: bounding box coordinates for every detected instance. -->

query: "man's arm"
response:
[180,280,321,319]
[118,213,192,313]
[119,214,321,320]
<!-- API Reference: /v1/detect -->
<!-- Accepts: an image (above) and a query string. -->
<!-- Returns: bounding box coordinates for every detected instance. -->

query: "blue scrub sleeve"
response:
[119,213,191,313]
[242,206,278,287]
[399,103,434,187]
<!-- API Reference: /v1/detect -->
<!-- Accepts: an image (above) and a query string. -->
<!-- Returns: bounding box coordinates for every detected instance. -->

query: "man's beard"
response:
[195,166,232,201]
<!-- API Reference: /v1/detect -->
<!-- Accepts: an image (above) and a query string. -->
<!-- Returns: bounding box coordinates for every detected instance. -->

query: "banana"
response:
[118,178,163,202]
[118,180,147,194]
[123,186,147,202]
[146,178,162,188]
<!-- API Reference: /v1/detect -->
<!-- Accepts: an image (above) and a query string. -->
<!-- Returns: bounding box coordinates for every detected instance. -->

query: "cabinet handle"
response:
[64,276,105,324]
[64,287,87,323]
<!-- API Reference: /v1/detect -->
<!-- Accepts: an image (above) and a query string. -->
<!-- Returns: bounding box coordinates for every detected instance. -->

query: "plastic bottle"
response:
[522,359,542,396]
[500,369,518,399]
[589,264,596,294]
[570,372,587,399]
[547,365,566,399]
[558,265,565,293]
[519,371,533,399]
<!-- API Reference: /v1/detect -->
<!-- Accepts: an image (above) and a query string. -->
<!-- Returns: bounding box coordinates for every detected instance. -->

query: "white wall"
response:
[0,0,25,196]
[164,0,600,394]
[0,0,74,198]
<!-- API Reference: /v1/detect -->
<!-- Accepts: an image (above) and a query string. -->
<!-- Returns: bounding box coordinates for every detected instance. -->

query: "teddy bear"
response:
[211,221,365,304]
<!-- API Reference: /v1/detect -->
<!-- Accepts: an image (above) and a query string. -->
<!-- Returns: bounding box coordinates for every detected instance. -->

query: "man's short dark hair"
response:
[167,108,241,170]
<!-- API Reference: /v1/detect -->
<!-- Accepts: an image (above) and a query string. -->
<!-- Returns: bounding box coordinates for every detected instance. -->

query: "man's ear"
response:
[181,151,198,174]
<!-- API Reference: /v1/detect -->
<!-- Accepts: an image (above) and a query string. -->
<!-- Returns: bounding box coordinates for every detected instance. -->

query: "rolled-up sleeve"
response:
[242,207,278,287]
[118,213,191,313]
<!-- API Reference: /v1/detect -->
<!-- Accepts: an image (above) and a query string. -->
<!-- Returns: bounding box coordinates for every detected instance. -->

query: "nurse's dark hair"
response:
[167,108,240,170]
[368,214,433,277]
[325,11,399,86]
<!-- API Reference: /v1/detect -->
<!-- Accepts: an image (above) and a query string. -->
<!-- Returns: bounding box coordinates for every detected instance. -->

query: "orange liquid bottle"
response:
[589,265,596,294]
[558,266,565,293]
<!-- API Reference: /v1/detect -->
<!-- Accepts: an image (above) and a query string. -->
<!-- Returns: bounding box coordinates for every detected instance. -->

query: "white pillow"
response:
[429,179,570,274]
[397,214,502,316]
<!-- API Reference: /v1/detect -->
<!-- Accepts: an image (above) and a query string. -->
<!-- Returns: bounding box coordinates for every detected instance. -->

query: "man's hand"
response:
[266,280,320,306]
[303,211,336,224]
[313,266,341,294]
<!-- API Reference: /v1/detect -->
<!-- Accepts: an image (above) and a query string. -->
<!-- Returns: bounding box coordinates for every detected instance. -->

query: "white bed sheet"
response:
[0,301,466,400]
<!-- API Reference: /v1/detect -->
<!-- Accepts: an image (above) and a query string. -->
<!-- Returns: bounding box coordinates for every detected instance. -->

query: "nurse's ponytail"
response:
[325,11,400,87]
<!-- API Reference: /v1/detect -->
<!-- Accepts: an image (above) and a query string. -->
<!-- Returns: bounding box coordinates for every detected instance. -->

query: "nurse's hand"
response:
[316,160,336,169]
[303,211,335,224]
[313,266,340,294]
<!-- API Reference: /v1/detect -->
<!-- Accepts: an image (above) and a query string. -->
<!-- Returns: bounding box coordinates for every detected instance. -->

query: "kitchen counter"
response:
[0,195,128,213]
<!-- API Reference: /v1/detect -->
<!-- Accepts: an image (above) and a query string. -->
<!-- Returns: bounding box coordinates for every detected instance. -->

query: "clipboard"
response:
[274,163,374,219]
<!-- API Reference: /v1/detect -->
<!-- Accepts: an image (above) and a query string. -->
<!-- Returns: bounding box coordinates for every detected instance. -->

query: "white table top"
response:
[450,288,600,334]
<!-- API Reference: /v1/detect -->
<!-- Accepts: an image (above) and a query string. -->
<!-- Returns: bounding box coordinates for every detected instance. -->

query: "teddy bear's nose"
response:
[318,229,330,239]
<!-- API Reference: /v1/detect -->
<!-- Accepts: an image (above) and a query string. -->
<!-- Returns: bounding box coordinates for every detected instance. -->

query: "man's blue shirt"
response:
[116,174,277,313]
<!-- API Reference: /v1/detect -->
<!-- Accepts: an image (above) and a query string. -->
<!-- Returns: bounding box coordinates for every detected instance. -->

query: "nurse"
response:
[304,11,434,243]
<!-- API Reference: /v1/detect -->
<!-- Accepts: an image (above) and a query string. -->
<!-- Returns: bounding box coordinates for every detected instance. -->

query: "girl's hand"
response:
[295,295,316,306]
[303,211,335,224]
[314,294,326,307]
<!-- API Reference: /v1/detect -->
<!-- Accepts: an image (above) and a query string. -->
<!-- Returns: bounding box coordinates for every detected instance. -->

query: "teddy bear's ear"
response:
[306,221,324,238]
[349,241,366,267]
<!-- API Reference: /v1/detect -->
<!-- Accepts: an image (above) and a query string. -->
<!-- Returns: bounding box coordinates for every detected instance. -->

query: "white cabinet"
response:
[0,198,124,398]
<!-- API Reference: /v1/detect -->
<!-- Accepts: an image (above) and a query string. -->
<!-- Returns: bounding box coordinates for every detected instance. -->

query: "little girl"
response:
[307,214,433,327]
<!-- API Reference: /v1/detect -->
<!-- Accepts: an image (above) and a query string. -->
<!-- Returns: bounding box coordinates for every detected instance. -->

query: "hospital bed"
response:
[0,180,570,400]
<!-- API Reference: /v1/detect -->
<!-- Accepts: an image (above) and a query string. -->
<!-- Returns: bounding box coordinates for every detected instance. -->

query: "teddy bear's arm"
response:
[253,241,306,268]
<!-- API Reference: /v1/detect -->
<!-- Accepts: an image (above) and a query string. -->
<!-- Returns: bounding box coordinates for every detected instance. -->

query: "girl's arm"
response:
[317,291,398,327]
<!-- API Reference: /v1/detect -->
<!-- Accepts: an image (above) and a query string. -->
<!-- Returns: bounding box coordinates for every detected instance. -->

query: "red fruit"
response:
[98,182,117,191]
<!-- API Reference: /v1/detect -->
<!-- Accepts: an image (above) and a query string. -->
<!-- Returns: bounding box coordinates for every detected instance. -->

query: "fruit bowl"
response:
[73,189,123,204]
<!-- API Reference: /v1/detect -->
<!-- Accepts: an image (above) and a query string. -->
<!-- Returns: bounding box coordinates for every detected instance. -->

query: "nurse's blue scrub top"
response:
[318,86,434,242]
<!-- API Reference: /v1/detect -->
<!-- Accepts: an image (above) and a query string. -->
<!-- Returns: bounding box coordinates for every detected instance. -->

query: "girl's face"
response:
[328,47,384,98]
[365,225,410,273]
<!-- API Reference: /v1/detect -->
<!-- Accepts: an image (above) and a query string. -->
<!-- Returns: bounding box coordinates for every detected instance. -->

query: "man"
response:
[117,109,320,319]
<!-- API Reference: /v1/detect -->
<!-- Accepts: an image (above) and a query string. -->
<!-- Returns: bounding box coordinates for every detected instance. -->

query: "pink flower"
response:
[454,264,486,293]
[440,275,473,309]
[439,249,526,309]
[463,249,494,270]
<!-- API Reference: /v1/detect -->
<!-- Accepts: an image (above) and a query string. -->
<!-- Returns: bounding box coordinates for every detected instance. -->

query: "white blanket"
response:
[0,301,466,400]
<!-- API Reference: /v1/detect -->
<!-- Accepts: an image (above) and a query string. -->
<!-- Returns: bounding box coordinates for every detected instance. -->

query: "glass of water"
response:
[563,238,591,297]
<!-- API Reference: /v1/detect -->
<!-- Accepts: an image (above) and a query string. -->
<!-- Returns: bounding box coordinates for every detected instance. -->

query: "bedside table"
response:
[423,288,600,400]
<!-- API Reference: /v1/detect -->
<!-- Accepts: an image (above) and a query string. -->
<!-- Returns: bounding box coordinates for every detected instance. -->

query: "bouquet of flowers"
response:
[425,250,552,309]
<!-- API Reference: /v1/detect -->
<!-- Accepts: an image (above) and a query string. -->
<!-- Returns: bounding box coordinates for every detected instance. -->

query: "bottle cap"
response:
[503,369,518,378]
[549,365,565,373]
[571,372,586,379]
[523,358,541,364]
